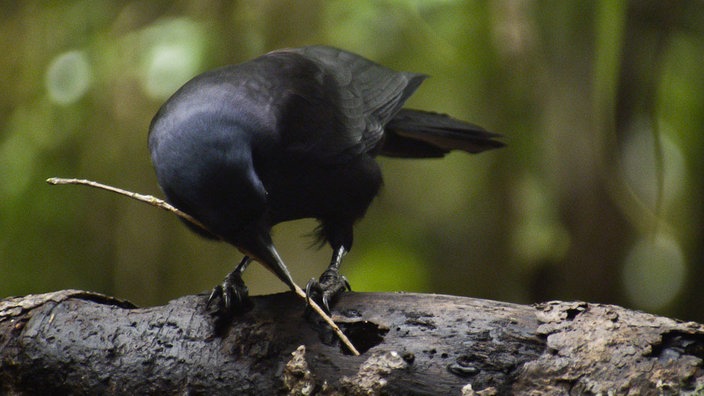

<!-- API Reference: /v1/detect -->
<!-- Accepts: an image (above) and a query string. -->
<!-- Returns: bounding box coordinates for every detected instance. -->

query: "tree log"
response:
[1,290,703,395]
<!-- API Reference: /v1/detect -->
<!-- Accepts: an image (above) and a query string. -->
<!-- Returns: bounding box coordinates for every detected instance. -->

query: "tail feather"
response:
[381,109,504,158]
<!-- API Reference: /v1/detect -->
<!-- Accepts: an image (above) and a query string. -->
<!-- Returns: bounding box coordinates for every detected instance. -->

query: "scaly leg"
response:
[207,256,253,317]
[306,245,351,313]
[208,232,297,320]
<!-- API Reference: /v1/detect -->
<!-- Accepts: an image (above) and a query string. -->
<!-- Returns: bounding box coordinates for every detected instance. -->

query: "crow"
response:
[148,46,503,319]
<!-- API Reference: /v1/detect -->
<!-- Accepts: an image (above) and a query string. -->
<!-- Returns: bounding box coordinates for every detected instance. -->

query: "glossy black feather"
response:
[383,109,504,157]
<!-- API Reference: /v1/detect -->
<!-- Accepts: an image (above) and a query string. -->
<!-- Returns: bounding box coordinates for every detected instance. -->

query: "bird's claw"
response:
[206,271,253,319]
[305,269,351,314]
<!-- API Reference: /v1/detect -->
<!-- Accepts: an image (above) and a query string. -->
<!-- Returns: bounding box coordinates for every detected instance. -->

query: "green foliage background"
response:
[2,1,703,321]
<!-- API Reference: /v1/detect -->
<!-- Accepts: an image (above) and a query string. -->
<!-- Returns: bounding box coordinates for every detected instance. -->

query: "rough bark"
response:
[1,290,703,395]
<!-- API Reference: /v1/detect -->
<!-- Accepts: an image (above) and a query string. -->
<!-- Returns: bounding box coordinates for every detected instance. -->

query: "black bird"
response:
[148,46,503,318]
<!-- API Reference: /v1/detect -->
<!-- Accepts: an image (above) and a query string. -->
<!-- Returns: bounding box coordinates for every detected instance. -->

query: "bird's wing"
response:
[274,46,426,161]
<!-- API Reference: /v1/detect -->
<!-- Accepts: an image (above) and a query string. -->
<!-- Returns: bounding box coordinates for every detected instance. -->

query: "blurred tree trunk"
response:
[614,1,702,321]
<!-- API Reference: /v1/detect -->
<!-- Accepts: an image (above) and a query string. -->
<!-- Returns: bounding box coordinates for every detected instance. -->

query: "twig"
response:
[46,178,213,236]
[46,177,360,356]
[291,284,359,355]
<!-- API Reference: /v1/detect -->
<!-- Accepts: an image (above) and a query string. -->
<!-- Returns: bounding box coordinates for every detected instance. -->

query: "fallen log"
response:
[1,290,703,394]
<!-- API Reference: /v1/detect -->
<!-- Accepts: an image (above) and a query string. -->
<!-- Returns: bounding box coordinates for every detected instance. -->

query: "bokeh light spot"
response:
[621,121,686,209]
[140,18,206,100]
[45,50,93,105]
[622,233,686,311]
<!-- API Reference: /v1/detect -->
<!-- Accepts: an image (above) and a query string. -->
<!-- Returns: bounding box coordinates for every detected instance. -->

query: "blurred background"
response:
[2,1,703,322]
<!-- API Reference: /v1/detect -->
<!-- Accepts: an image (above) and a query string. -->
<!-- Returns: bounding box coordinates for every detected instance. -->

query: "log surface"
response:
[1,290,703,395]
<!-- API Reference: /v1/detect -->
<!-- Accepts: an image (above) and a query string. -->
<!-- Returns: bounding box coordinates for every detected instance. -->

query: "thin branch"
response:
[291,283,359,354]
[46,178,213,236]
[45,177,360,356]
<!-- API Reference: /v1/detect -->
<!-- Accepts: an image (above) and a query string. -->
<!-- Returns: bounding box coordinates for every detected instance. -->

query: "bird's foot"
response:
[206,269,254,321]
[305,268,351,314]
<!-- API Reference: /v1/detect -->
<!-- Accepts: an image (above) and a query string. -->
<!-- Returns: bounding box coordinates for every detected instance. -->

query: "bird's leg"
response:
[207,256,253,318]
[208,231,297,321]
[306,245,351,313]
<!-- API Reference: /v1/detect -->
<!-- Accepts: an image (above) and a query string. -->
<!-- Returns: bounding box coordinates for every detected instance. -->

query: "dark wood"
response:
[1,290,703,395]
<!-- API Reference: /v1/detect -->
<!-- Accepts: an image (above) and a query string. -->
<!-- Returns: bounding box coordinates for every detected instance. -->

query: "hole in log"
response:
[565,306,585,321]
[339,321,389,355]
[645,330,704,362]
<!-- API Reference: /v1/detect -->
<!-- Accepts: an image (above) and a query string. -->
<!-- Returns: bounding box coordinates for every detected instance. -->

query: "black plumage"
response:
[148,46,503,317]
